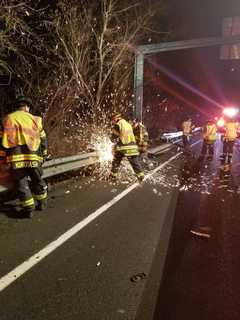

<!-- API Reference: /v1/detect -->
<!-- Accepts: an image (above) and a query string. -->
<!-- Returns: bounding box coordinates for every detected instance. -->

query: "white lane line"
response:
[0,147,194,293]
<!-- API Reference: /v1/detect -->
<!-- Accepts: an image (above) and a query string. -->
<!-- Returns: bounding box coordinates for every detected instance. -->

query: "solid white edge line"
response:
[0,140,201,293]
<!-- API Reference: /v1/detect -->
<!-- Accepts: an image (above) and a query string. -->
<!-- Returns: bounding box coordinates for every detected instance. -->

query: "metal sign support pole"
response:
[134,52,144,122]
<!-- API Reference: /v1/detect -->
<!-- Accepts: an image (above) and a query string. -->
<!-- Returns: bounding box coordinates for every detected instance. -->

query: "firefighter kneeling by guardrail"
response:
[1,96,48,218]
[109,112,144,182]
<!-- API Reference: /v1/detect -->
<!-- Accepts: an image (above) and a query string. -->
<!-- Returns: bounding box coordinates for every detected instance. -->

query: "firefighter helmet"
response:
[111,112,122,122]
[14,96,33,108]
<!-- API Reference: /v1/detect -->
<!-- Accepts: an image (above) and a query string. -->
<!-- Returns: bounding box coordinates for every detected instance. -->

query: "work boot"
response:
[36,199,47,211]
[109,172,117,182]
[20,207,34,219]
[137,173,144,182]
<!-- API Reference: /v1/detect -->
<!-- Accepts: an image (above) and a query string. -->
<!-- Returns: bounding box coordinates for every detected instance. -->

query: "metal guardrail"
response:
[161,127,201,142]
[0,129,201,193]
[162,131,183,140]
[42,152,99,178]
[148,143,173,155]
[0,152,99,193]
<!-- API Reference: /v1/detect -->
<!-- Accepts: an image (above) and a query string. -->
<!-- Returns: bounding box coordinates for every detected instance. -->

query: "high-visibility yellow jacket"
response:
[111,118,139,156]
[224,121,239,141]
[203,123,217,142]
[133,122,149,153]
[2,110,47,169]
[182,120,194,135]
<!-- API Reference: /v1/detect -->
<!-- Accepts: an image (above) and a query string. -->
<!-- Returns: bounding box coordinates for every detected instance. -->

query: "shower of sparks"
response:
[92,135,114,162]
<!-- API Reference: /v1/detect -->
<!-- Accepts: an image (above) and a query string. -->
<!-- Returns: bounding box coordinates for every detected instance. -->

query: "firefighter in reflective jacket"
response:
[182,118,195,148]
[200,119,217,160]
[221,117,239,163]
[110,112,144,182]
[132,119,149,154]
[2,96,48,218]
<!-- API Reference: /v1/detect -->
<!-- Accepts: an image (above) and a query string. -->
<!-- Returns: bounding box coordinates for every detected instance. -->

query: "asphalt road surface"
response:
[1,135,240,320]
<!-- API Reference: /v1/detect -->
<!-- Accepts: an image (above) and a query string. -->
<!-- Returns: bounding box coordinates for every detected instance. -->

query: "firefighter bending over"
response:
[221,116,239,164]
[2,96,48,218]
[200,119,217,160]
[109,112,144,182]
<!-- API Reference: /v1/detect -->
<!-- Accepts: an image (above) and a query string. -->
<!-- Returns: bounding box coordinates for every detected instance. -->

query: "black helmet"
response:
[15,96,33,108]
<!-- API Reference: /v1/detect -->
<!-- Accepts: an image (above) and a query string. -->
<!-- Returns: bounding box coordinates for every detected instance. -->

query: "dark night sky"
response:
[168,0,240,39]
[144,0,240,123]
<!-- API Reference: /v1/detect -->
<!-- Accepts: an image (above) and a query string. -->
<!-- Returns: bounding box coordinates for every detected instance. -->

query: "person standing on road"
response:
[221,117,239,163]
[182,117,195,149]
[109,112,144,182]
[200,119,217,161]
[2,96,48,218]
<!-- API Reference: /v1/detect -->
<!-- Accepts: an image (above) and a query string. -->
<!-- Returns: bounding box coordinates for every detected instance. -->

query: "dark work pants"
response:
[182,135,190,148]
[12,167,47,210]
[111,153,143,177]
[201,141,214,156]
[223,140,235,156]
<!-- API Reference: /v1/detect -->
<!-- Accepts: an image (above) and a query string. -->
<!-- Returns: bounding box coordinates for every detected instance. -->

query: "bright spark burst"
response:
[92,135,113,162]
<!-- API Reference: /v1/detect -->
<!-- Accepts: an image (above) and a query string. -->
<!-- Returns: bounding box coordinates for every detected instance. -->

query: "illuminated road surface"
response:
[1,137,240,320]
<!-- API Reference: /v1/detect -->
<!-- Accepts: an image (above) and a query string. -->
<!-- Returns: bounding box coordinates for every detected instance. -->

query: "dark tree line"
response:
[0,0,168,155]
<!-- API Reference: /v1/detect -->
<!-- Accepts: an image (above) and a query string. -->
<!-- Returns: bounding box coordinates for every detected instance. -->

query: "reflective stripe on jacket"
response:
[203,123,217,142]
[224,122,238,141]
[112,119,139,156]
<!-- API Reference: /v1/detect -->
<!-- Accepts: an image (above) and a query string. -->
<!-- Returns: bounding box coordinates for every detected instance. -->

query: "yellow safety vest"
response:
[117,119,136,144]
[203,123,217,142]
[2,110,47,167]
[2,110,45,151]
[224,122,238,141]
[112,119,139,156]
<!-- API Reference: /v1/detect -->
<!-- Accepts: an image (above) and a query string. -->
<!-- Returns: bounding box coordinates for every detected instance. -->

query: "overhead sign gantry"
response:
[134,34,240,121]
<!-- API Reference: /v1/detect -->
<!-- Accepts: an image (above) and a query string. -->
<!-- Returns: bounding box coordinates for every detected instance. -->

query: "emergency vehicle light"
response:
[223,107,239,118]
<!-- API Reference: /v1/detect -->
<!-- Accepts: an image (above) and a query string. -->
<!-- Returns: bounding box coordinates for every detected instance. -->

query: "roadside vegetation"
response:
[0,0,168,156]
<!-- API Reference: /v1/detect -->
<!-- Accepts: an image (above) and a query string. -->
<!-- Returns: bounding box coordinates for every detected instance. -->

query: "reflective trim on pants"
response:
[33,192,47,201]
[21,197,35,208]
